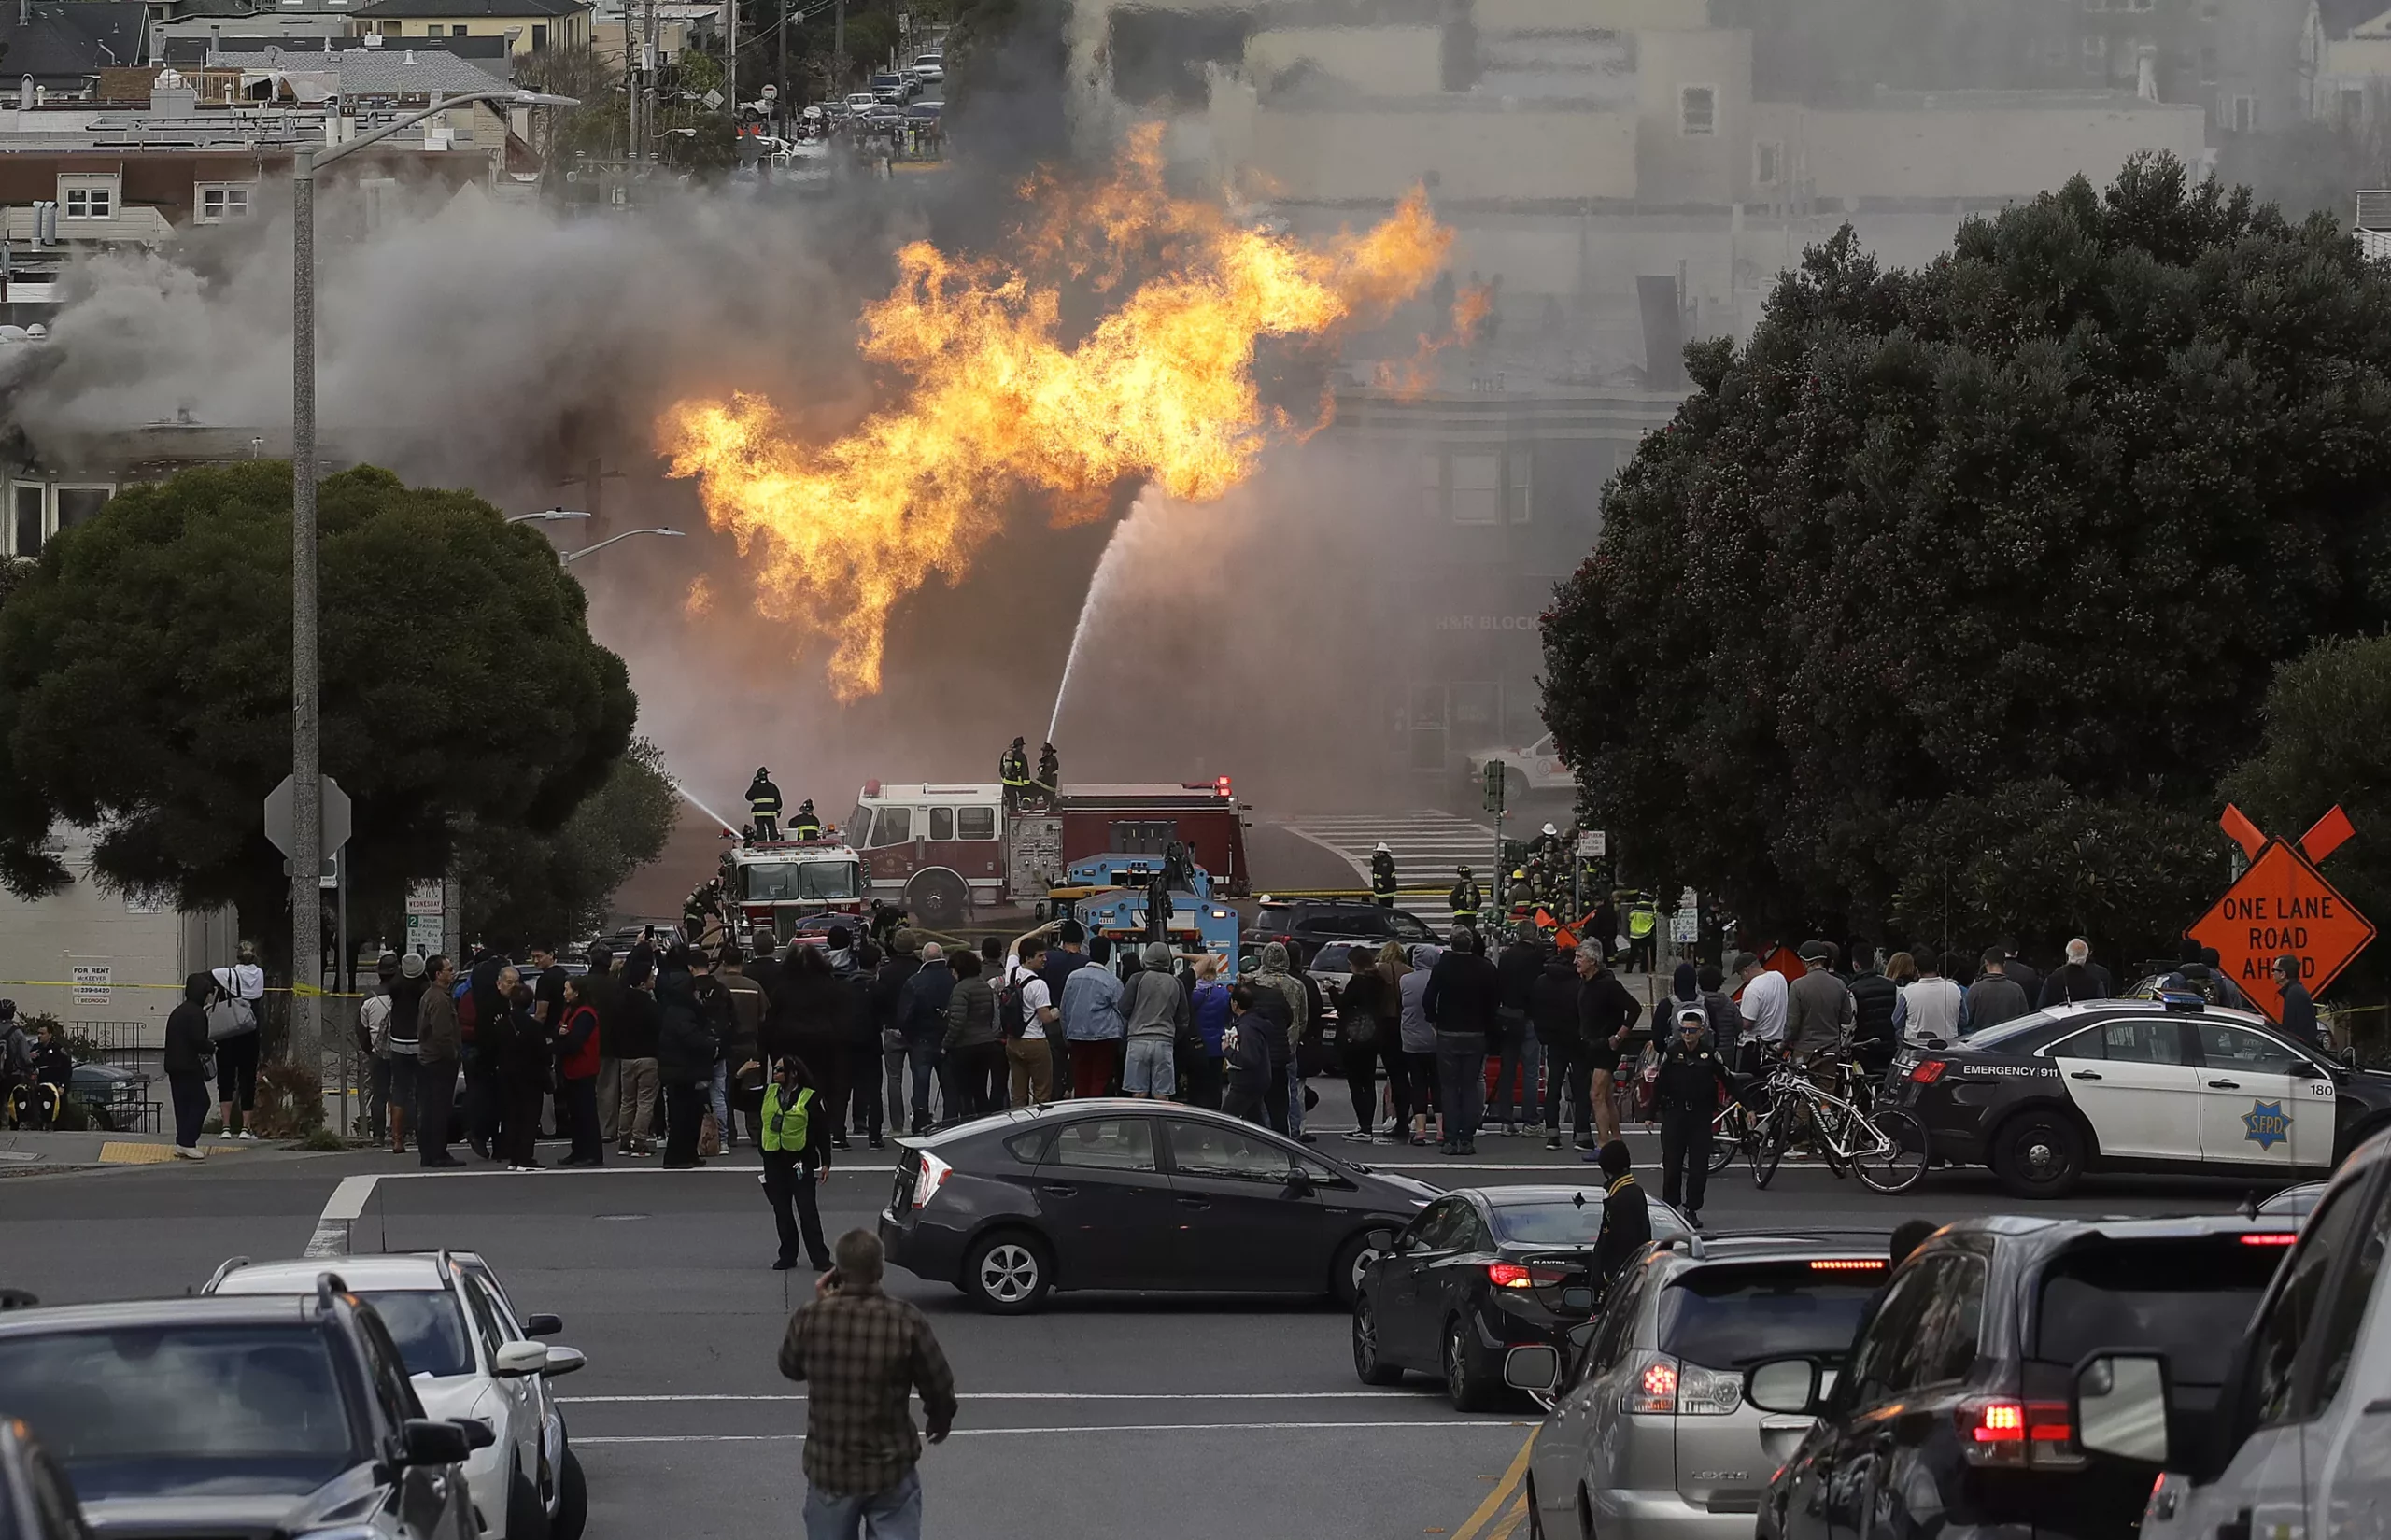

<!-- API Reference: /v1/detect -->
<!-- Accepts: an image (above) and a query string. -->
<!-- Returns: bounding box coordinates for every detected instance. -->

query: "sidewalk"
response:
[0,1128,300,1172]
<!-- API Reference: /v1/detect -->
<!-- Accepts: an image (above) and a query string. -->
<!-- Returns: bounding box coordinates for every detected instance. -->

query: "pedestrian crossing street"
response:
[1276,811,1507,936]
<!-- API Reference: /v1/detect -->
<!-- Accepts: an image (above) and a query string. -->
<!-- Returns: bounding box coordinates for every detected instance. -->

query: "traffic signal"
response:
[1482,759,1507,813]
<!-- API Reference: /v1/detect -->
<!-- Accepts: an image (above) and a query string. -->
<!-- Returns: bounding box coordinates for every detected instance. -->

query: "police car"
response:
[1884,997,2391,1198]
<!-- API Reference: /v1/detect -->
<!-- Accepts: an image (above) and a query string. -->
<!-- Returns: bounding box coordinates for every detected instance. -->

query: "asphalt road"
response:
[0,1100,2280,1540]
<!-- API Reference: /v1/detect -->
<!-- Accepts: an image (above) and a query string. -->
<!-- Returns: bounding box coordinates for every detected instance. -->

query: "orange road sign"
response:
[2187,804,2375,1022]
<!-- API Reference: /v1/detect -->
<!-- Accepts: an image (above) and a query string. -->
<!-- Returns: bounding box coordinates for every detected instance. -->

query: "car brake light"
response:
[2241,1233,2297,1246]
[1631,1356,1679,1413]
[1809,1259,1886,1272]
[1621,1352,1738,1415]
[911,1150,953,1210]
[1486,1262,1569,1290]
[1959,1398,2074,1466]
[1910,1059,1948,1084]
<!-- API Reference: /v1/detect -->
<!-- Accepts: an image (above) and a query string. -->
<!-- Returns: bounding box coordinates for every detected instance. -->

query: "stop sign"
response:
[2186,840,2375,1023]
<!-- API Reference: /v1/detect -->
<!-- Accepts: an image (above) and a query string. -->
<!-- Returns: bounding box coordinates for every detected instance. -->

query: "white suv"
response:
[205,1252,587,1540]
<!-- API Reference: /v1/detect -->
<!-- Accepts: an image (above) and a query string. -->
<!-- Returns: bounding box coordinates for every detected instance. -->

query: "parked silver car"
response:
[1505,1232,1892,1540]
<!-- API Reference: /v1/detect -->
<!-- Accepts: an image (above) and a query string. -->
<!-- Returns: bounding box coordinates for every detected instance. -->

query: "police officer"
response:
[759,1055,833,1271]
[791,798,823,840]
[746,767,784,841]
[1369,843,1397,909]
[1653,1005,1731,1226]
[1449,866,1482,930]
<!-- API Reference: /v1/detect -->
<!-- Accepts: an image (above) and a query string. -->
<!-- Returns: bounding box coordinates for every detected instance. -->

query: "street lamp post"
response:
[559,527,685,564]
[288,87,573,1069]
[507,507,591,524]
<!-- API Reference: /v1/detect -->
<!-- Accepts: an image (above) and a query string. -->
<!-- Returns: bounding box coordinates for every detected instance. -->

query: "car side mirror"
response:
[492,1341,549,1378]
[1286,1169,1315,1197]
[1745,1356,1825,1416]
[2073,1353,2170,1465]
[399,1418,471,1467]
[523,1313,563,1337]
[1504,1344,1562,1392]
[454,1418,497,1451]
[543,1346,587,1378]
[2288,1060,2324,1079]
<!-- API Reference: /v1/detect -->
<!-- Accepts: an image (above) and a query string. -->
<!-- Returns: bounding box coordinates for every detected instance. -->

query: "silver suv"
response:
[1506,1233,1892,1540]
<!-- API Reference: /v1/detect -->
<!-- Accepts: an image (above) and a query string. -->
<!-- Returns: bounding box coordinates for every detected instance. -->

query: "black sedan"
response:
[1351,1185,1690,1410]
[878,1100,1438,1312]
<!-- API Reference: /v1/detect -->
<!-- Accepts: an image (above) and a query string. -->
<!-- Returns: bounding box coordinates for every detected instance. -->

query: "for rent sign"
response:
[2186,805,2375,1023]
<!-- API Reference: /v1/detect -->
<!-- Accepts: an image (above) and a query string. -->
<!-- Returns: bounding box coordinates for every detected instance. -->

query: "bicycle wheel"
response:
[1707,1106,1741,1173]
[1812,1100,1852,1179]
[1753,1103,1790,1190]
[1854,1106,1931,1195]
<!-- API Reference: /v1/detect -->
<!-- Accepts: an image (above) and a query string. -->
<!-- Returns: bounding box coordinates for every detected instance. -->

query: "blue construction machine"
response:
[1045,854,1239,961]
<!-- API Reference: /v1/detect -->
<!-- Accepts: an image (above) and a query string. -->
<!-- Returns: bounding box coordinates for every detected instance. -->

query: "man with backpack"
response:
[1003,929,1058,1109]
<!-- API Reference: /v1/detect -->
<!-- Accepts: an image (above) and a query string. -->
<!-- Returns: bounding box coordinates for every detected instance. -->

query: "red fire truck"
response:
[842,777,1249,928]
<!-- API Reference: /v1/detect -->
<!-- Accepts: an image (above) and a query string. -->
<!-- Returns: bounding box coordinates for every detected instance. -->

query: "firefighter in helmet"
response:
[791,798,822,840]
[1449,866,1482,930]
[745,767,784,841]
[1369,842,1398,909]
[999,737,1031,807]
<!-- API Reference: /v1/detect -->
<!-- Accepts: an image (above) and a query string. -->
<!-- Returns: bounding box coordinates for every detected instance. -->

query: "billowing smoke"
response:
[2,145,1456,865]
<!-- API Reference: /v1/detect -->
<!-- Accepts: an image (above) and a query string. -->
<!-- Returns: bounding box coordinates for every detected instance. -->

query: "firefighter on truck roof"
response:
[745,767,784,841]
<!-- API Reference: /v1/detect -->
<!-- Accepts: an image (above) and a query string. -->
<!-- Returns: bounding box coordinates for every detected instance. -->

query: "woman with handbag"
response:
[164,972,218,1158]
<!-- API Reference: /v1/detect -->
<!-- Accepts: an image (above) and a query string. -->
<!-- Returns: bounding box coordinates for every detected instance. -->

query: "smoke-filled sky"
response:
[3,137,1460,829]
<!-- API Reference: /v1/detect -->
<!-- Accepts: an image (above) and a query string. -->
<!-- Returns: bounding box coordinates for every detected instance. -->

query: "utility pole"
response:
[559,458,626,544]
[775,0,786,130]
[833,0,843,87]
[727,0,738,124]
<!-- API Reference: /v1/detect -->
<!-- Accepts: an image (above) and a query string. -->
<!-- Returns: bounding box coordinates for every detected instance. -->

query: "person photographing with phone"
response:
[779,1228,957,1540]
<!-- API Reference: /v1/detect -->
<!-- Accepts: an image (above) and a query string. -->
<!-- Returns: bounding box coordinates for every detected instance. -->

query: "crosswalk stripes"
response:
[1276,811,1507,935]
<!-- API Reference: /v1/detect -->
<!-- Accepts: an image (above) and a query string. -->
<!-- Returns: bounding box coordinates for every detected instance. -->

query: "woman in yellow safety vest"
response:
[760,1056,834,1272]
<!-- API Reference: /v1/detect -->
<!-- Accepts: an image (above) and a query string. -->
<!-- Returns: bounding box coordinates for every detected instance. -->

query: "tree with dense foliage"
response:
[448,735,677,947]
[1542,154,2391,954]
[2222,634,2391,997]
[0,462,636,968]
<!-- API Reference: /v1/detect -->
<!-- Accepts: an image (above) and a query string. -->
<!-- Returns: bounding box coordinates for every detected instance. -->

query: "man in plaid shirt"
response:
[779,1228,958,1538]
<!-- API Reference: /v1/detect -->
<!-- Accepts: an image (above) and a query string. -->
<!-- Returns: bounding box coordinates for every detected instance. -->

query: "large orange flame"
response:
[658,126,1453,699]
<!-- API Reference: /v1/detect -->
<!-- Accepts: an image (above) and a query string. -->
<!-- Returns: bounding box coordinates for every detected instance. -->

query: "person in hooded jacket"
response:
[163,972,216,1157]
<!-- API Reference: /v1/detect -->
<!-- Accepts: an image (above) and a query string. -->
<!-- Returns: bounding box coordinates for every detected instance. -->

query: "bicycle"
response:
[1707,1087,1763,1175]
[1749,1060,1930,1194]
